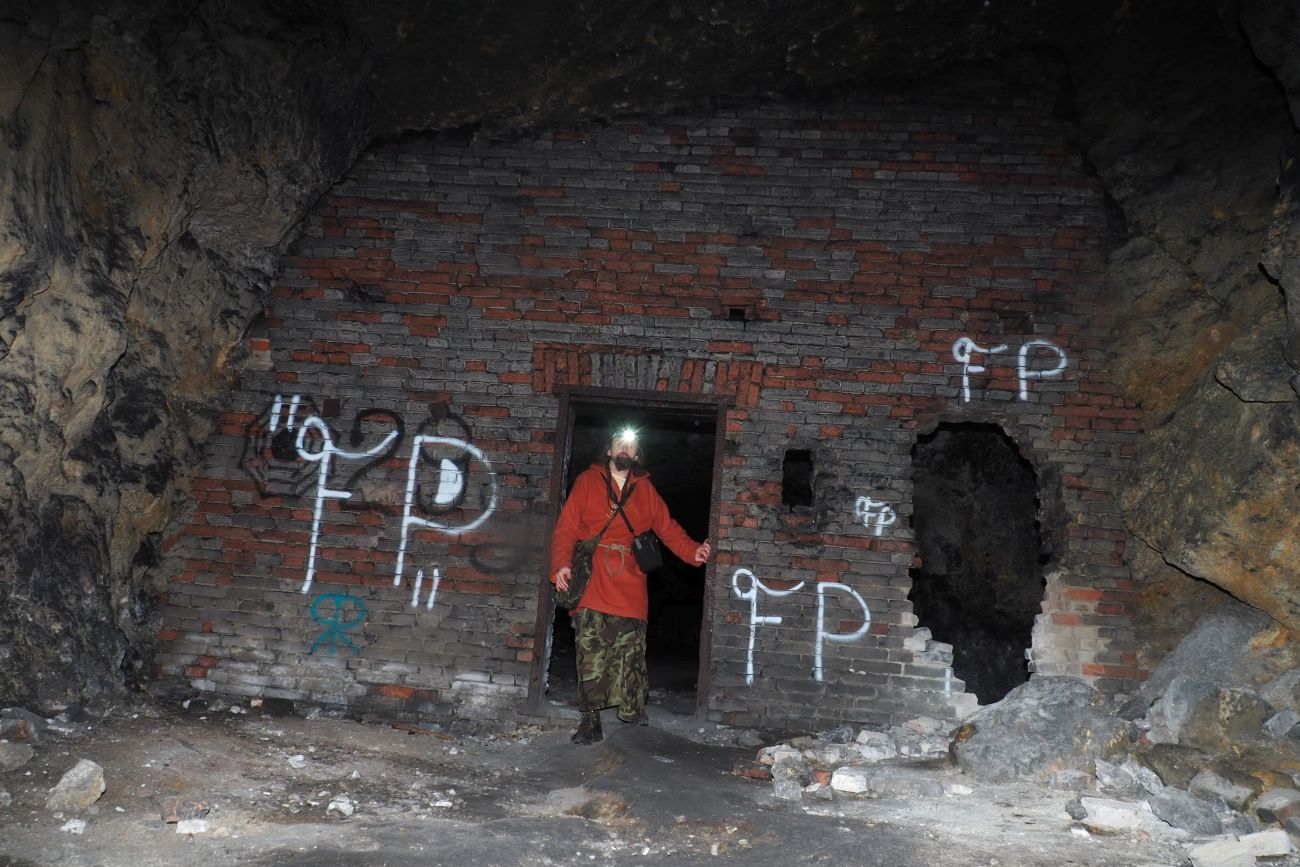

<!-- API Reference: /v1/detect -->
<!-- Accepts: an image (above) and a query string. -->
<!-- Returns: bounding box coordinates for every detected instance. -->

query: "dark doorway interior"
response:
[546,401,716,717]
[908,422,1046,704]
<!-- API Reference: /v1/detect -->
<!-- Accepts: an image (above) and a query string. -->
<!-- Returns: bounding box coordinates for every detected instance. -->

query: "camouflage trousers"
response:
[573,609,647,721]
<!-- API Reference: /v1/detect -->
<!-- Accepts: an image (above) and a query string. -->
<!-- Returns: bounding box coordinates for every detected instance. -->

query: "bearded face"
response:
[608,432,641,472]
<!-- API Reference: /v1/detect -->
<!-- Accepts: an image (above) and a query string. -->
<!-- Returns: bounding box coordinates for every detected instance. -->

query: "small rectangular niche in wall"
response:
[782,449,815,508]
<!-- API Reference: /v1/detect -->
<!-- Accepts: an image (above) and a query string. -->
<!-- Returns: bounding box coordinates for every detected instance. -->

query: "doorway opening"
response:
[908,422,1046,704]
[534,390,721,718]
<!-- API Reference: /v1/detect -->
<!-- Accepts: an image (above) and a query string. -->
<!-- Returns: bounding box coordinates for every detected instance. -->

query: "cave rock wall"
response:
[0,1,371,706]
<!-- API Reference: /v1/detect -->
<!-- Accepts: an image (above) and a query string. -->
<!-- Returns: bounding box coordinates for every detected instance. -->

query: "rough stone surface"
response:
[0,741,34,772]
[1,707,47,743]
[954,678,1131,783]
[1264,709,1300,740]
[1178,688,1276,756]
[855,730,897,763]
[1049,769,1093,792]
[1240,829,1294,857]
[1261,670,1300,714]
[0,1,372,708]
[1148,787,1224,836]
[45,759,106,813]
[1254,788,1300,825]
[1136,601,1280,706]
[1095,756,1163,798]
[1147,675,1219,745]
[1187,838,1261,867]
[1189,770,1255,812]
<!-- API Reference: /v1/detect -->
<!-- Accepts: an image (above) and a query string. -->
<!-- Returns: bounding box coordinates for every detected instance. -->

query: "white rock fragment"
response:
[1240,829,1294,857]
[176,819,210,834]
[327,796,355,818]
[287,754,307,769]
[60,818,87,834]
[829,767,871,794]
[1079,796,1152,834]
[1187,838,1258,867]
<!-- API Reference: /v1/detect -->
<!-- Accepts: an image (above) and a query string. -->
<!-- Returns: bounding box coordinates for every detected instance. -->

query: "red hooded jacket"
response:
[549,463,701,620]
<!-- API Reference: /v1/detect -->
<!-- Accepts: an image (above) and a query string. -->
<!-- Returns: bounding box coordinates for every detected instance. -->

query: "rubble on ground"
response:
[731,602,1300,866]
[45,759,106,814]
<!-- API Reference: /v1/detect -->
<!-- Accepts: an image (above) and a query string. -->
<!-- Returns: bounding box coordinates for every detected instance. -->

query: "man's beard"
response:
[612,455,635,471]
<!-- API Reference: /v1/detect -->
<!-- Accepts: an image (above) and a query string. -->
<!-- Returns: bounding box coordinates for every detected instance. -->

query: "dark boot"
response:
[571,711,603,745]
[617,709,649,726]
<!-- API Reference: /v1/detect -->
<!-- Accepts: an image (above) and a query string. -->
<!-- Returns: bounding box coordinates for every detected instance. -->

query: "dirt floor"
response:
[0,687,1242,867]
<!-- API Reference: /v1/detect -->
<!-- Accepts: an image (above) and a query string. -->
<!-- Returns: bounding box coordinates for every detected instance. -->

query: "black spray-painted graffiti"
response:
[240,394,500,608]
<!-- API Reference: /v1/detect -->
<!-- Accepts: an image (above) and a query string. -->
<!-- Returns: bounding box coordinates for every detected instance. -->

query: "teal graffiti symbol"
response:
[310,593,367,656]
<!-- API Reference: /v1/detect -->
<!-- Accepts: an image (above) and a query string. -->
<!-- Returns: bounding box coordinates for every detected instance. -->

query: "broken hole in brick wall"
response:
[908,422,1045,704]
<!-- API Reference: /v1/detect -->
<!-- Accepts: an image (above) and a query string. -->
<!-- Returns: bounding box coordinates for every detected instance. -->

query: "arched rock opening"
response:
[909,423,1046,704]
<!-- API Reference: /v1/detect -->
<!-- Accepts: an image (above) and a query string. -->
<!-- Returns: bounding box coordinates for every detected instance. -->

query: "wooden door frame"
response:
[526,385,729,715]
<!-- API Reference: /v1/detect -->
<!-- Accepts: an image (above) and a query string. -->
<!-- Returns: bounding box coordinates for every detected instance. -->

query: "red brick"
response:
[374,684,414,700]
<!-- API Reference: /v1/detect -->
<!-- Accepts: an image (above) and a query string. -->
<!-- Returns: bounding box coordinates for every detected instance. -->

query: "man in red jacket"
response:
[551,427,712,745]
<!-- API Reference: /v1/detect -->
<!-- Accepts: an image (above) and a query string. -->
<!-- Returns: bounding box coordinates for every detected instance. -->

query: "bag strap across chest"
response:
[592,474,636,541]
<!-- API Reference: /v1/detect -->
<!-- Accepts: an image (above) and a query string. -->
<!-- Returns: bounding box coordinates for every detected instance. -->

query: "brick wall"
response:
[155,84,1140,730]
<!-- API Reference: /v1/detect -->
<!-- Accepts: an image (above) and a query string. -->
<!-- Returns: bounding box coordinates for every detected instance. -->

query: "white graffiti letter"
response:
[853,496,897,537]
[296,414,400,595]
[952,337,1009,403]
[411,566,444,610]
[814,582,871,682]
[394,436,499,594]
[731,568,805,686]
[1017,339,1068,400]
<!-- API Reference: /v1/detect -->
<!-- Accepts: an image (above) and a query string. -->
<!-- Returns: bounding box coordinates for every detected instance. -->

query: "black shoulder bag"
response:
[609,475,665,573]
[554,480,636,610]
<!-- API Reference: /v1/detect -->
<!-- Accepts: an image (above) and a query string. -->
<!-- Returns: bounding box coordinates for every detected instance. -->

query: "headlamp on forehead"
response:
[615,427,638,443]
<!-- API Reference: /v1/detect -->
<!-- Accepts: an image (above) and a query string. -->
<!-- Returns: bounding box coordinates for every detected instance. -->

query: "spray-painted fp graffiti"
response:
[241,395,500,610]
[952,337,1068,402]
[853,496,897,536]
[731,568,873,684]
